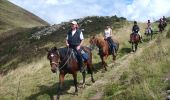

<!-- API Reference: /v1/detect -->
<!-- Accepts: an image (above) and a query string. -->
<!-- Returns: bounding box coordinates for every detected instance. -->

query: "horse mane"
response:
[47,47,71,60]
[57,47,72,60]
[94,37,106,47]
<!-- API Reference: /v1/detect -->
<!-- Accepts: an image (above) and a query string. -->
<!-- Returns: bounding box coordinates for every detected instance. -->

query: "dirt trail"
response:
[59,35,157,100]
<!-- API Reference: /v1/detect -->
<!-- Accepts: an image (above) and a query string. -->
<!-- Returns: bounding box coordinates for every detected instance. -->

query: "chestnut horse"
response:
[89,36,119,71]
[47,46,95,100]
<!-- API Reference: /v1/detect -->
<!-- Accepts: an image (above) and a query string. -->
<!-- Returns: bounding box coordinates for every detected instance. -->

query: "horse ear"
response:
[52,46,57,51]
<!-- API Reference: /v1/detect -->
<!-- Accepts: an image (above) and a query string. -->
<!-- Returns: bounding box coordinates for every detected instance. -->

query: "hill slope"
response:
[0,15,169,99]
[0,16,126,74]
[0,0,49,35]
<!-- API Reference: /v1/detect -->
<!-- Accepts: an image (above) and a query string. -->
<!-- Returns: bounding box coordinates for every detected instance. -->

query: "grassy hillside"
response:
[103,23,170,100]
[0,0,49,36]
[0,14,169,100]
[0,16,126,74]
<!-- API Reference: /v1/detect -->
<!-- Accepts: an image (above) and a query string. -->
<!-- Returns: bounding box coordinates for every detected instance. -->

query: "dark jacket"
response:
[67,29,81,46]
[132,25,140,33]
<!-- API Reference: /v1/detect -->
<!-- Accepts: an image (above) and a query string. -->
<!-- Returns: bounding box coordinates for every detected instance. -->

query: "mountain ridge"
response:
[0,0,49,36]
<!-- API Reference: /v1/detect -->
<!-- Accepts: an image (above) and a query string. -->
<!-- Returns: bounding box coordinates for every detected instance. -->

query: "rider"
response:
[66,21,84,72]
[130,21,142,42]
[162,16,167,27]
[146,20,152,34]
[103,25,117,56]
[159,18,163,24]
[163,16,167,23]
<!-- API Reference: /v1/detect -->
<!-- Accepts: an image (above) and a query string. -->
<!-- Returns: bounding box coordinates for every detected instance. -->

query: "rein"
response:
[57,49,73,70]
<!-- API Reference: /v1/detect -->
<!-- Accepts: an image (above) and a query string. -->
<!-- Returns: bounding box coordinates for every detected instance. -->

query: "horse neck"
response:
[95,38,106,48]
[58,47,71,60]
[58,47,79,71]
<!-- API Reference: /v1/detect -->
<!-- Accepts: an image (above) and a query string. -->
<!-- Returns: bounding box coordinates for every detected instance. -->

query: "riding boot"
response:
[79,60,84,72]
[112,48,116,56]
[77,55,84,72]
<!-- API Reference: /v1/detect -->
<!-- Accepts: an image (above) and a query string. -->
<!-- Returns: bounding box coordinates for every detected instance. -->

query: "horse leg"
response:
[100,56,107,71]
[57,73,65,100]
[131,43,134,52]
[87,63,95,83]
[103,61,108,71]
[82,71,86,88]
[135,43,138,52]
[72,73,78,95]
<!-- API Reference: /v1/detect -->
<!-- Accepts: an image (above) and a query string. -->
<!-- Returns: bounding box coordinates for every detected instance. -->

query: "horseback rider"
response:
[159,18,163,24]
[146,20,152,34]
[162,16,167,27]
[103,25,117,56]
[163,16,167,23]
[66,21,84,72]
[130,21,142,42]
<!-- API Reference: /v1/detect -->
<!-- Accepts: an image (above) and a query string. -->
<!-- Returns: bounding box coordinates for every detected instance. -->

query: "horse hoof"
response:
[92,79,95,83]
[56,96,60,100]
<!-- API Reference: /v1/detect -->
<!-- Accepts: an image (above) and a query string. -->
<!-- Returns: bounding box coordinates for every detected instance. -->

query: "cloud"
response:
[9,0,170,24]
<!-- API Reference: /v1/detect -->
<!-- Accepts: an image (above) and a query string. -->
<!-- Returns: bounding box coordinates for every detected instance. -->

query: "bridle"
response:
[50,48,73,70]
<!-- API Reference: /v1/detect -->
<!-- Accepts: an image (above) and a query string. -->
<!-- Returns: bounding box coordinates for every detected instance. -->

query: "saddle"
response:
[72,48,89,62]
[105,39,117,54]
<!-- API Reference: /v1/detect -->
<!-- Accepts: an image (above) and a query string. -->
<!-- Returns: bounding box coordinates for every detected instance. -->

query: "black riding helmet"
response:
[134,21,137,24]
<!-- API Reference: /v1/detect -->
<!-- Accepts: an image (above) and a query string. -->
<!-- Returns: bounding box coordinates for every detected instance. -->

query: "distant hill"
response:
[0,15,127,74]
[0,0,49,36]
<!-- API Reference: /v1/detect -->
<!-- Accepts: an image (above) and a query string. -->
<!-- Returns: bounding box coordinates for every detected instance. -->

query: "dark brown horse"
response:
[158,23,164,33]
[89,36,119,71]
[130,33,140,52]
[47,46,95,100]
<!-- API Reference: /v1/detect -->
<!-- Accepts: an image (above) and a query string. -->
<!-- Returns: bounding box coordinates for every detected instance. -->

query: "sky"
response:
[9,0,170,24]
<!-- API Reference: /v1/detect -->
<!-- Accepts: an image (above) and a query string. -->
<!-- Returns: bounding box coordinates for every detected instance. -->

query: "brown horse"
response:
[47,46,95,100]
[130,33,140,52]
[89,36,119,71]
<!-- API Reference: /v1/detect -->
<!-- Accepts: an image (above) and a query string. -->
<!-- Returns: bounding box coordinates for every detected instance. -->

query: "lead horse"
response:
[89,36,119,71]
[47,46,95,100]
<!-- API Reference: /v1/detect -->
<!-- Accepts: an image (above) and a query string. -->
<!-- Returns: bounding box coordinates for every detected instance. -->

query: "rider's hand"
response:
[76,45,81,50]
[66,43,69,47]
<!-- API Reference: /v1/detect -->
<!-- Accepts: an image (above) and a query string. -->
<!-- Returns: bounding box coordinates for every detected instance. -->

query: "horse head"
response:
[47,47,61,73]
[89,36,97,50]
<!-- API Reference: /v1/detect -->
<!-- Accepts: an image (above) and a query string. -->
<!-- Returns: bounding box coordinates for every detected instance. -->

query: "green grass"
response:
[1,10,170,99]
[104,31,170,100]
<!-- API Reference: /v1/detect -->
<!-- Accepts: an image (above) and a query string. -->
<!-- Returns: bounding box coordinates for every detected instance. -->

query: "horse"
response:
[158,23,164,33]
[47,46,95,100]
[89,36,119,71]
[130,33,140,52]
[163,21,167,28]
[145,27,153,40]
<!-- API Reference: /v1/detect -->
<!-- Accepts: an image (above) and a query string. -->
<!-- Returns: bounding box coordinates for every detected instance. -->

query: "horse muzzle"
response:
[51,63,59,73]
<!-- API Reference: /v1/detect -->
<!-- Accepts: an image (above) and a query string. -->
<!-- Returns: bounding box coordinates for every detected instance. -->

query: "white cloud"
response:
[9,0,170,24]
